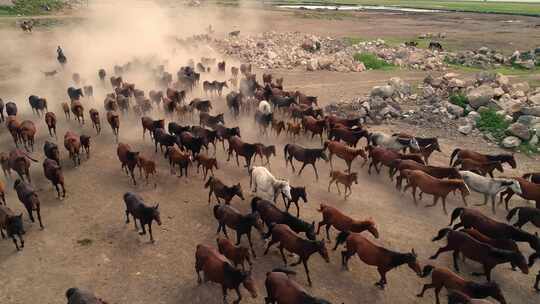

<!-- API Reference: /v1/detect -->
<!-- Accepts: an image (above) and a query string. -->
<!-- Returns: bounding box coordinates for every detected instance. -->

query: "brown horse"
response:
[317,204,379,240]
[6,116,21,147]
[450,148,516,169]
[328,170,358,199]
[280,186,307,217]
[0,180,5,205]
[328,127,369,147]
[80,135,91,158]
[499,177,540,210]
[227,136,258,169]
[194,154,218,180]
[45,112,57,138]
[325,140,367,172]
[283,144,328,180]
[71,101,85,125]
[264,269,331,304]
[335,231,421,289]
[61,102,70,120]
[64,131,81,167]
[391,159,462,190]
[264,224,329,286]
[200,112,225,128]
[450,207,540,251]
[417,265,507,304]
[43,158,66,199]
[106,111,120,141]
[461,228,521,270]
[254,143,276,166]
[447,290,495,304]
[136,155,157,185]
[117,143,139,185]
[455,159,503,178]
[217,237,252,270]
[18,120,36,152]
[301,116,326,144]
[89,109,101,134]
[205,177,245,205]
[402,169,469,214]
[141,116,164,140]
[393,133,442,164]
[123,192,161,242]
[366,145,424,176]
[195,244,257,304]
[430,228,528,281]
[286,121,301,139]
[14,179,43,229]
[2,149,38,182]
[165,146,192,177]
[506,206,540,229]
[213,204,264,256]
[271,119,285,136]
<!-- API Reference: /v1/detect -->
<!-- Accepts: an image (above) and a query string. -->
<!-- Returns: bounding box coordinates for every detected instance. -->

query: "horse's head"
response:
[365,218,379,239]
[7,213,25,235]
[317,240,330,263]
[504,180,522,195]
[493,161,504,173]
[234,183,245,200]
[217,113,225,124]
[241,269,258,299]
[152,203,162,226]
[13,178,23,189]
[406,249,422,276]
[279,181,292,200]
[511,251,529,275]
[249,212,265,234]
[319,150,329,162]
[506,154,517,169]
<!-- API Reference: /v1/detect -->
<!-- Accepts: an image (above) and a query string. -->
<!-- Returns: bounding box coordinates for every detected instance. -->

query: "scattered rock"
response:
[506,122,531,140]
[458,124,473,135]
[501,136,522,148]
[306,58,318,71]
[447,103,465,117]
[371,85,395,99]
[467,85,495,108]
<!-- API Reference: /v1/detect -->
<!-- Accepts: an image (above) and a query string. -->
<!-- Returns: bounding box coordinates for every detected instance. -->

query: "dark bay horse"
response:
[204,176,245,204]
[195,244,257,304]
[450,148,516,169]
[213,204,264,256]
[123,192,161,242]
[283,144,328,180]
[264,224,329,286]
[265,269,331,304]
[217,237,252,271]
[14,179,43,229]
[227,136,257,169]
[280,186,307,217]
[507,206,540,229]
[43,158,66,199]
[0,205,24,251]
[335,231,421,289]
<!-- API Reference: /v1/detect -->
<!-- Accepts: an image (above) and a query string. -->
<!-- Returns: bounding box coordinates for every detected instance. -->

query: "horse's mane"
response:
[386,250,415,269]
[486,154,513,162]
[465,281,499,297]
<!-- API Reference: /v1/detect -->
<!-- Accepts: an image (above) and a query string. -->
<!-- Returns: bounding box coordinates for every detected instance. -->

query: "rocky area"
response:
[213,31,446,72]
[445,46,540,70]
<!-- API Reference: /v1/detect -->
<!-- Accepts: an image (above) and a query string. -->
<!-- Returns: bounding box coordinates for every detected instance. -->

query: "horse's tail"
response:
[334,231,350,250]
[204,176,213,188]
[449,148,461,166]
[283,144,289,163]
[432,228,452,242]
[449,207,464,226]
[212,204,221,220]
[250,197,259,214]
[270,268,297,276]
[506,207,521,222]
[419,265,435,278]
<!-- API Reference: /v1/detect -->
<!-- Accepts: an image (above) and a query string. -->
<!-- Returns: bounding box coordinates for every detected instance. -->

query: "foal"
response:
[328,170,358,199]
[44,112,57,138]
[136,155,157,185]
[264,224,329,286]
[254,143,276,166]
[335,231,421,289]
[217,237,252,270]
[194,154,218,180]
[317,204,379,240]
[280,186,307,217]
[89,108,101,134]
[123,192,161,242]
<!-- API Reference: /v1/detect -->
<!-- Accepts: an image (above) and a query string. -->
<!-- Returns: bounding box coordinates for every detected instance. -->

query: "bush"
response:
[449,93,469,108]
[476,109,510,141]
[353,53,393,70]
[518,141,539,155]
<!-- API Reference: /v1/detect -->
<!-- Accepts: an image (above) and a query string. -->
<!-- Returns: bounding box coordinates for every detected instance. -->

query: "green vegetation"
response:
[447,62,540,76]
[0,0,65,16]
[518,141,539,155]
[353,52,394,70]
[449,93,470,114]
[476,108,510,141]
[293,10,356,20]
[268,0,540,16]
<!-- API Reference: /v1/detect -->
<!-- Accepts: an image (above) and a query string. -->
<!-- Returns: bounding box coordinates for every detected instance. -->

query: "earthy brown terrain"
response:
[0,2,539,304]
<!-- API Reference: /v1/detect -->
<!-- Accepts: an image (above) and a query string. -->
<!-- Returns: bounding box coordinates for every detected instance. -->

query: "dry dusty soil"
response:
[0,3,539,304]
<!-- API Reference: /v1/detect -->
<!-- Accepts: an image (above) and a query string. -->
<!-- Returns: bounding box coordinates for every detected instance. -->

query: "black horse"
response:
[43,141,60,165]
[28,95,48,116]
[67,87,84,102]
[153,128,178,153]
[123,192,162,242]
[284,144,328,180]
[280,186,308,217]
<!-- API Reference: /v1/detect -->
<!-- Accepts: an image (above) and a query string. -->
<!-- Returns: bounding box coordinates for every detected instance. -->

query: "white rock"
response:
[501,136,522,148]
[458,124,473,135]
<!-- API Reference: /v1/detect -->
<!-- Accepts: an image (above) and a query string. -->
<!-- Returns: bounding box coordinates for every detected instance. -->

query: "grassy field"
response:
[0,0,65,16]
[267,0,540,16]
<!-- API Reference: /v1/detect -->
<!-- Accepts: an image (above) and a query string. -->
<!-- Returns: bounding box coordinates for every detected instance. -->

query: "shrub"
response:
[449,93,469,109]
[476,108,510,141]
[353,53,393,70]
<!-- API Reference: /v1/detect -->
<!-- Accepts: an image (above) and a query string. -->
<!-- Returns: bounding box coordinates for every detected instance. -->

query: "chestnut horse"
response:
[325,140,367,172]
[301,116,326,144]
[264,269,331,304]
[14,179,43,229]
[43,158,66,199]
[263,224,329,286]
[450,148,516,169]
[430,228,528,281]
[117,143,139,185]
[217,237,252,271]
[64,131,81,167]
[328,170,358,199]
[89,109,101,134]
[335,231,421,289]
[417,265,507,304]
[401,169,469,214]
[45,112,57,138]
[390,159,461,190]
[195,244,257,303]
[498,177,540,210]
[454,159,503,178]
[317,204,378,241]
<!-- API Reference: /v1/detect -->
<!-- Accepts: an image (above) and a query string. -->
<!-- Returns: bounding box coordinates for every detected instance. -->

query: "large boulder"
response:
[448,78,466,89]
[306,58,318,71]
[513,82,530,93]
[458,124,473,135]
[517,115,540,127]
[501,136,522,148]
[371,85,395,99]
[388,77,411,95]
[506,122,531,140]
[529,93,540,105]
[447,103,465,117]
[467,85,495,109]
[521,106,540,117]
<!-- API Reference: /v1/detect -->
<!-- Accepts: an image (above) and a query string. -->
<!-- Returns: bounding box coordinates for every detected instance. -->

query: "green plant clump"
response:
[475,109,510,141]
[449,93,469,110]
[353,52,393,70]
[0,0,65,16]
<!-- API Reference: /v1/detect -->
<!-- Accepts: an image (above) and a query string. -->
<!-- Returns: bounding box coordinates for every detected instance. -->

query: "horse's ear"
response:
[411,248,417,256]
[535,232,539,237]
[154,203,159,209]
[18,213,23,218]
[311,221,315,227]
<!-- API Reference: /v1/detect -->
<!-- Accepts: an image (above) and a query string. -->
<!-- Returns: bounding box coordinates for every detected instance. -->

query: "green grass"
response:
[476,108,510,141]
[447,62,540,76]
[0,0,65,16]
[268,0,540,16]
[449,93,470,114]
[293,10,356,20]
[353,52,394,70]
[518,141,539,155]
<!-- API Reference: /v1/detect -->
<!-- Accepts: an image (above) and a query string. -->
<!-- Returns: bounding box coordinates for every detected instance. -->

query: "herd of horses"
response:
[0,43,540,304]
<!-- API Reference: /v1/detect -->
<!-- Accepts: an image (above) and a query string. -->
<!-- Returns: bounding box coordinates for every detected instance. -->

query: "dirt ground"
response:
[0,3,539,304]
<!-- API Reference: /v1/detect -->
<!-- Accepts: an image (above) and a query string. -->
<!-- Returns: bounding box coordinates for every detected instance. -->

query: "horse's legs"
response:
[216,222,222,235]
[442,196,448,215]
[341,248,355,270]
[125,210,130,224]
[429,245,453,260]
[208,189,213,204]
[25,205,35,223]
[221,285,228,304]
[302,259,313,286]
[325,224,332,241]
[534,271,540,291]
[54,183,61,199]
[148,223,154,242]
[425,195,438,208]
[294,202,300,218]
[329,153,334,170]
[412,186,418,205]
[233,287,242,304]
[375,268,387,289]
[327,179,334,192]
[491,195,497,214]
[279,245,288,265]
[416,283,436,298]
[452,250,461,272]
[246,231,256,257]
[475,194,489,207]
[472,264,492,281]
[139,222,147,235]
[312,163,319,180]
[263,237,278,255]
[222,225,230,239]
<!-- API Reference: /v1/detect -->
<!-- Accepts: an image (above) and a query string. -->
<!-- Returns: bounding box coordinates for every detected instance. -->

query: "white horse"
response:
[249,166,291,202]
[369,132,420,151]
[258,100,272,115]
[459,170,522,214]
